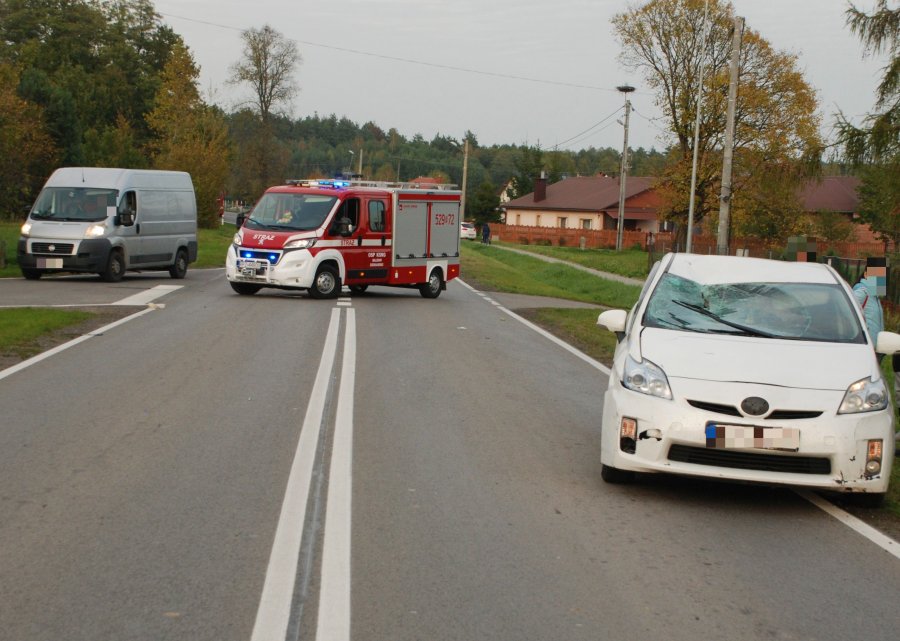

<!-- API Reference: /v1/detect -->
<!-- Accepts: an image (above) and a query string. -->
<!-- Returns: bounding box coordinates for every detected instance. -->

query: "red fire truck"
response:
[225,179,462,299]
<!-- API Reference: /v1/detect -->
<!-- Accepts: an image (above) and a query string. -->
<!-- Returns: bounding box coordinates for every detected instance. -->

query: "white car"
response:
[596,252,899,505]
[460,221,476,240]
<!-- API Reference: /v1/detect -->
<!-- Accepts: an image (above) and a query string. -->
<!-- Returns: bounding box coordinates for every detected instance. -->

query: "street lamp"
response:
[615,84,635,252]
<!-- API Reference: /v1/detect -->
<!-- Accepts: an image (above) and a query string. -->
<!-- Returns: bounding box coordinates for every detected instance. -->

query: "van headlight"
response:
[21,222,32,236]
[622,355,672,400]
[233,233,242,245]
[84,223,107,238]
[838,377,888,414]
[284,238,316,250]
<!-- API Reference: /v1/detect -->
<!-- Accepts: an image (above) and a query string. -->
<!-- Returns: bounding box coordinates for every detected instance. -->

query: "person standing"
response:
[481,222,491,244]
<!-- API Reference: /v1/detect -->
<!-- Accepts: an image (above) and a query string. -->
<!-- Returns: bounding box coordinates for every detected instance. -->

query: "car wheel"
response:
[168,248,188,279]
[21,268,42,280]
[309,265,341,299]
[230,282,261,295]
[100,251,125,282]
[349,284,368,294]
[600,464,634,484]
[418,269,443,299]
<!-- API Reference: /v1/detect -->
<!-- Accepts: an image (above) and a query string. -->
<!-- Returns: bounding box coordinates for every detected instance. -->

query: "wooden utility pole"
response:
[615,85,635,251]
[717,16,744,255]
[460,138,469,220]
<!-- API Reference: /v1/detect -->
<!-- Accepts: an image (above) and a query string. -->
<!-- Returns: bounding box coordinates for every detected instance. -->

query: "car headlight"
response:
[284,238,316,250]
[84,223,106,238]
[622,354,672,400]
[233,233,242,245]
[838,377,888,414]
[21,222,32,236]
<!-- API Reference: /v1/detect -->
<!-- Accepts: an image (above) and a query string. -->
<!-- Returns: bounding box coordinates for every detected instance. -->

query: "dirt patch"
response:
[0,306,142,371]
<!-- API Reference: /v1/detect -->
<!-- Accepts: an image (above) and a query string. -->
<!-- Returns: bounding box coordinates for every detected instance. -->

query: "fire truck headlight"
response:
[284,238,316,250]
[232,233,241,245]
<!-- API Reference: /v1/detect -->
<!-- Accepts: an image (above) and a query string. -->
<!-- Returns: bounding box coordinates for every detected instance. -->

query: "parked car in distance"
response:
[596,252,900,506]
[460,221,476,240]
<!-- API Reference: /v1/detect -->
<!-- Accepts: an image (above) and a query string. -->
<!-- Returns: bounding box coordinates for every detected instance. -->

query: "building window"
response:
[581,219,592,230]
[536,215,542,226]
[558,217,567,228]
[516,214,521,225]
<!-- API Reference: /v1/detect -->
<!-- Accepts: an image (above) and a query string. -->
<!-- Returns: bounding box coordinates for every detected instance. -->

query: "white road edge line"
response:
[112,284,183,306]
[457,278,610,375]
[0,307,156,382]
[456,279,900,555]
[250,308,342,641]
[316,308,355,641]
[795,490,900,559]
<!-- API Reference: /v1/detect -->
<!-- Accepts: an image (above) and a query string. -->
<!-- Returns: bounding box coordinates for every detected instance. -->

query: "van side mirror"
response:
[116,211,135,227]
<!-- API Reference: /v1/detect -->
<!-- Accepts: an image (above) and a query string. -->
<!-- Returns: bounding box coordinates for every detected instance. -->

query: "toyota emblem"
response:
[741,397,770,416]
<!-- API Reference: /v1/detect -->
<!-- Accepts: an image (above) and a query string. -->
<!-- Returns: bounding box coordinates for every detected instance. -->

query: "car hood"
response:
[638,327,876,391]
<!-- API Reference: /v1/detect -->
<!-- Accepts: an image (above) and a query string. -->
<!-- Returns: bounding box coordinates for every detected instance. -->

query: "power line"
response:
[552,106,624,149]
[159,12,627,93]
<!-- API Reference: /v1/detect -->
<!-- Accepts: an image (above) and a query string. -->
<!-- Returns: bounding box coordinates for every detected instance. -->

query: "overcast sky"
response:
[152,0,890,152]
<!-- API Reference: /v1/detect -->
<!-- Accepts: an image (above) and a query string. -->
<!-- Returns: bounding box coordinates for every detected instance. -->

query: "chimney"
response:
[534,172,547,202]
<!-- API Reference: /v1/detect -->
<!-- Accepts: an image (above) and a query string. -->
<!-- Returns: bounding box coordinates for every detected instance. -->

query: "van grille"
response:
[32,242,74,255]
[667,444,831,475]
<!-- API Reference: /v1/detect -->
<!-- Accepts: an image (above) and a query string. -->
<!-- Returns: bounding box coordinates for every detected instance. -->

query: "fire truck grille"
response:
[238,249,282,265]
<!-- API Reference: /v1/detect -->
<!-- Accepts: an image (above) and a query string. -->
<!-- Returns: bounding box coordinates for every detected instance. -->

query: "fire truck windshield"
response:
[246,193,338,231]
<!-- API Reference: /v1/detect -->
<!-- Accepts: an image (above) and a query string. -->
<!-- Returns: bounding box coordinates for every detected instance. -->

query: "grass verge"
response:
[493,240,652,279]
[0,307,92,360]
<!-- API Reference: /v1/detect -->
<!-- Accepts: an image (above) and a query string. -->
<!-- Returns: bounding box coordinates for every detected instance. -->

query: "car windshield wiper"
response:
[30,212,54,219]
[672,299,775,338]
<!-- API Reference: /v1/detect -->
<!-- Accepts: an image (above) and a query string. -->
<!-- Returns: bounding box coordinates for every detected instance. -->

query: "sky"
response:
[151,0,891,153]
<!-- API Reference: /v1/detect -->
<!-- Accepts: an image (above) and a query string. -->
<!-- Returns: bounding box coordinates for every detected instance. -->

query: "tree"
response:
[509,145,544,198]
[229,24,300,187]
[836,0,899,246]
[613,0,823,246]
[147,43,231,228]
[0,62,57,218]
[469,181,501,225]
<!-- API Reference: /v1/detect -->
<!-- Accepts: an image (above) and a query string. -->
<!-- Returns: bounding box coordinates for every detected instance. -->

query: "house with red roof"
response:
[501,175,669,233]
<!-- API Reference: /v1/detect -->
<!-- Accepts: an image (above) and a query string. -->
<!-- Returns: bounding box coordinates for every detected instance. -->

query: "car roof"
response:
[663,253,839,285]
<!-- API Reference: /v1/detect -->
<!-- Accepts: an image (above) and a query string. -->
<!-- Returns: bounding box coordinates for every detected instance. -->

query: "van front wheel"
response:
[230,282,261,295]
[100,251,125,282]
[21,268,42,280]
[309,265,341,299]
[169,248,188,279]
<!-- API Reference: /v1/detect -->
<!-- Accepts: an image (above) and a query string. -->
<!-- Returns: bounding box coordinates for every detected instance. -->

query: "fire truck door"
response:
[343,198,390,283]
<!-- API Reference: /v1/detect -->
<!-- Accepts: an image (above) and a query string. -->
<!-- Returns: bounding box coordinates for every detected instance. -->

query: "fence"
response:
[492,223,899,306]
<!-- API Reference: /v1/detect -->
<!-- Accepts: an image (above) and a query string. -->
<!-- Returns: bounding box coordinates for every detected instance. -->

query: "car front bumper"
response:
[225,245,317,289]
[600,376,895,494]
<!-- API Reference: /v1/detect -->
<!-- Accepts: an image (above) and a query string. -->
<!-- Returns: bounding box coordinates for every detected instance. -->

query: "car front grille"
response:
[667,444,831,475]
[31,242,74,255]
[687,400,824,421]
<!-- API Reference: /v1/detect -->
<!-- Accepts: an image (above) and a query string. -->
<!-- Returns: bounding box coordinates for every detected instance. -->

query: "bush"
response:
[558,237,567,247]
[519,236,530,245]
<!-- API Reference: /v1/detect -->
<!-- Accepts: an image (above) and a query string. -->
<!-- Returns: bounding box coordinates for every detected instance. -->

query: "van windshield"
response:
[245,193,337,231]
[30,187,118,223]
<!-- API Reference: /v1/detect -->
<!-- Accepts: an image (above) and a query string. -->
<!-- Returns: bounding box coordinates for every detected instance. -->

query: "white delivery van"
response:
[17,167,198,282]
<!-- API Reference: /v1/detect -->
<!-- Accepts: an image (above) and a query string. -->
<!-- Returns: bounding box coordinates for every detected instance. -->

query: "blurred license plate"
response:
[37,258,63,268]
[705,424,800,451]
[239,259,263,276]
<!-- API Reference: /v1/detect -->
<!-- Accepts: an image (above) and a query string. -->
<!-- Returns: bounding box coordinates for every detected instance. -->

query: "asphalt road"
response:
[0,270,898,641]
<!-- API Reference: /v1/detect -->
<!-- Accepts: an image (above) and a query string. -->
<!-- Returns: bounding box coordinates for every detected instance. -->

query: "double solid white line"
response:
[250,308,355,641]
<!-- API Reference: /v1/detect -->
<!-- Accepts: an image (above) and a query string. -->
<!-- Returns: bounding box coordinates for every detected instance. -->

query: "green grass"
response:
[461,243,642,309]
[494,240,652,279]
[0,221,234,277]
[0,307,91,359]
[518,307,621,363]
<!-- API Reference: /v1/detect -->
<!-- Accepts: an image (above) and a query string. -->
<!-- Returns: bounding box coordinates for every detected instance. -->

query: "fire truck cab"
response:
[225,180,462,299]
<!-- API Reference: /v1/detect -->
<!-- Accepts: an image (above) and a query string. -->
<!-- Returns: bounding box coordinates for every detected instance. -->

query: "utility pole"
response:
[615,84,635,251]
[717,16,744,255]
[686,0,710,254]
[358,148,363,177]
[460,138,469,220]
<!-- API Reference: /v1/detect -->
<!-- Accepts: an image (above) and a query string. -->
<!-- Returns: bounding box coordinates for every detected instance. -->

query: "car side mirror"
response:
[875,331,900,356]
[598,309,628,342]
[117,211,135,227]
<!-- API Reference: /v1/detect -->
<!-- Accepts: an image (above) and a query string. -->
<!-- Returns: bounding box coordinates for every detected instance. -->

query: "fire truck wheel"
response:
[419,269,443,299]
[310,264,341,299]
[349,285,368,294]
[230,282,261,295]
